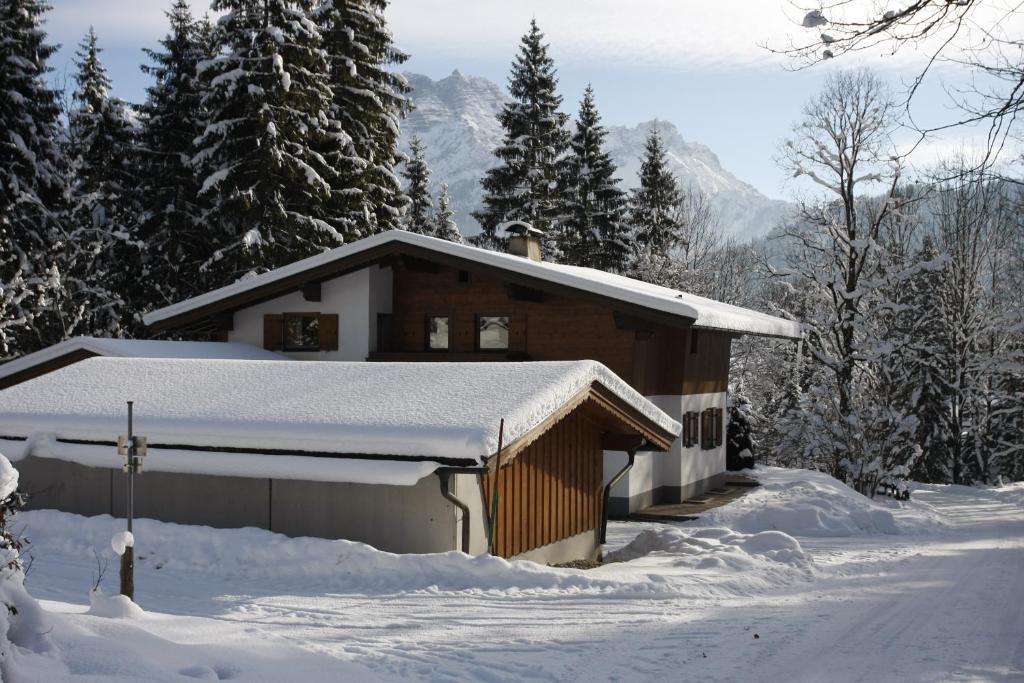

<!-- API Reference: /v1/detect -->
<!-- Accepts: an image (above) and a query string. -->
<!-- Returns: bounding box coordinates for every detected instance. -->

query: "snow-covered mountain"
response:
[401,71,791,240]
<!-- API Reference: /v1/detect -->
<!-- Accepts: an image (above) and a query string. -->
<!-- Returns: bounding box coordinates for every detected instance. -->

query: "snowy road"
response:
[16,474,1024,682]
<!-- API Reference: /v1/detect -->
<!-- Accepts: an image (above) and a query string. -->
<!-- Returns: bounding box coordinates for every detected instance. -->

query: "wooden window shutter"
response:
[263,314,284,351]
[318,314,339,351]
[700,409,712,450]
[683,412,699,448]
[715,408,724,447]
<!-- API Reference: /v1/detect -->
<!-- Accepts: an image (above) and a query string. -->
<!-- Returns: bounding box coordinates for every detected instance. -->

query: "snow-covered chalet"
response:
[0,229,801,563]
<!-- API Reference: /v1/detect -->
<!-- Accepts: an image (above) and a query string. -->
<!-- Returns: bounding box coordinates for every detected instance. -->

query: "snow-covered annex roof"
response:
[0,336,285,390]
[0,358,680,486]
[143,230,802,339]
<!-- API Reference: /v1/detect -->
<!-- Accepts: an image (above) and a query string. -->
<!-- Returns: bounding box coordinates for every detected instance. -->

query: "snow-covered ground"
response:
[9,467,1024,682]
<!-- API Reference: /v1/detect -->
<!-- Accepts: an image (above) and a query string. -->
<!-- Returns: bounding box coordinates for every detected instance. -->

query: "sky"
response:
[42,0,1017,201]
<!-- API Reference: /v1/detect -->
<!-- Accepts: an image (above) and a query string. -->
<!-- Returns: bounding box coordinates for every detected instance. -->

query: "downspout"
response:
[436,467,486,554]
[600,447,641,544]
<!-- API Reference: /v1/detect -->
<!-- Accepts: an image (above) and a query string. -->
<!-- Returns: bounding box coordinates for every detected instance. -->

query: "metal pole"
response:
[120,401,135,600]
[127,401,134,535]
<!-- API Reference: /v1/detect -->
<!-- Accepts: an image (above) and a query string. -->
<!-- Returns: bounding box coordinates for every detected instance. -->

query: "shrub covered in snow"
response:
[0,454,55,679]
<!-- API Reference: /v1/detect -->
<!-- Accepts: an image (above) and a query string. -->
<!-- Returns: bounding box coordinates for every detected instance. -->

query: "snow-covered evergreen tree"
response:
[726,388,759,471]
[629,128,680,255]
[194,0,342,285]
[902,235,954,483]
[0,0,65,357]
[137,0,209,310]
[401,136,432,234]
[432,183,461,243]
[315,0,410,236]
[63,28,142,337]
[560,85,628,271]
[471,20,569,255]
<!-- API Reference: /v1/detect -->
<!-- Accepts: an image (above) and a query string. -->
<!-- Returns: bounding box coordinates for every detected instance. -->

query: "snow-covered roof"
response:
[0,358,680,483]
[143,231,803,339]
[0,336,285,387]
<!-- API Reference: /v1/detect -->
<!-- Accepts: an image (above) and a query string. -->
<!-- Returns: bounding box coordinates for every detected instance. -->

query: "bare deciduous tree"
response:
[776,1,1024,162]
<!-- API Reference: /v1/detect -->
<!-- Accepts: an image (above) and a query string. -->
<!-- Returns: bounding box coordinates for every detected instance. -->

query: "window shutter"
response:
[318,314,339,351]
[263,314,284,351]
[700,409,712,450]
[683,412,699,448]
[715,408,724,447]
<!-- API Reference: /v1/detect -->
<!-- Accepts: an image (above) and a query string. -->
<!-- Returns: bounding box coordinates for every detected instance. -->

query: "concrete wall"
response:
[270,475,454,554]
[513,529,600,565]
[604,391,728,515]
[17,456,114,518]
[18,456,461,555]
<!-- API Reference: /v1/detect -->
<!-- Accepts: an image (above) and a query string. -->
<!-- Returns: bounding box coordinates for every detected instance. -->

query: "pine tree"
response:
[401,136,432,234]
[560,85,629,271]
[315,0,410,236]
[629,128,681,255]
[904,235,954,483]
[194,0,342,285]
[471,20,569,255]
[432,183,461,243]
[0,0,65,357]
[137,0,208,310]
[63,28,143,337]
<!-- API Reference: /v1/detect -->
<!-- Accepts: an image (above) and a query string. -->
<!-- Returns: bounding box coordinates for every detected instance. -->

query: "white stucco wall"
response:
[227,268,394,361]
[604,391,727,512]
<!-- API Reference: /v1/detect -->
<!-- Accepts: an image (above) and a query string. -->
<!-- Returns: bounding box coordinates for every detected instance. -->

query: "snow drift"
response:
[20,511,689,599]
[604,526,814,595]
[701,467,945,537]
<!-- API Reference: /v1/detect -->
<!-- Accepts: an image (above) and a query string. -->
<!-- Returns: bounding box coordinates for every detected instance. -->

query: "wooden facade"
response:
[382,265,732,397]
[483,409,604,558]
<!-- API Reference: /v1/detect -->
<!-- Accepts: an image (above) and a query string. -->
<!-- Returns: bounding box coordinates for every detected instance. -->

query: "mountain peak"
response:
[400,72,790,239]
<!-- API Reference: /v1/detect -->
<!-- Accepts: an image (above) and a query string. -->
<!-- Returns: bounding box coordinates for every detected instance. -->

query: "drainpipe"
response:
[600,447,641,544]
[436,467,486,554]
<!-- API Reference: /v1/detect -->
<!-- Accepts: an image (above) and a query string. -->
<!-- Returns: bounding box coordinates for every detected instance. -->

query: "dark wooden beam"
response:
[213,311,234,332]
[507,283,546,302]
[613,311,656,338]
[302,281,322,302]
[601,433,646,452]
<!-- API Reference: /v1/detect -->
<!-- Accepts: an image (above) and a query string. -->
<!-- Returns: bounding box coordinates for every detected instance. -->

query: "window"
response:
[682,412,699,448]
[263,313,338,352]
[284,313,320,351]
[427,316,450,350]
[457,270,471,284]
[477,315,510,350]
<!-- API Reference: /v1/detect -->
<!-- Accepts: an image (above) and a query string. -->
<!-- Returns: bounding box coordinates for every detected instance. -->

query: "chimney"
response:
[501,221,543,262]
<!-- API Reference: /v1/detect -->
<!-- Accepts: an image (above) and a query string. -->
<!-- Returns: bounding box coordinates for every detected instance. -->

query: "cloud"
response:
[388,0,1024,74]
[387,0,799,71]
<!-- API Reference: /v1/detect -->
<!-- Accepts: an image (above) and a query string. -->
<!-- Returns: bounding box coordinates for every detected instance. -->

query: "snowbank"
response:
[604,526,814,593]
[87,589,145,619]
[19,510,687,599]
[700,468,945,537]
